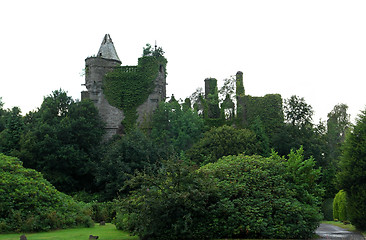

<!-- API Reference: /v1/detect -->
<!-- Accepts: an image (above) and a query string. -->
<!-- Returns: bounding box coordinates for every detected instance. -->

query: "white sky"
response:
[1,0,365,123]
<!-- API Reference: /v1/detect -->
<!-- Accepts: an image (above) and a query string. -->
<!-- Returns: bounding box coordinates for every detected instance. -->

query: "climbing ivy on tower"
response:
[103,45,167,130]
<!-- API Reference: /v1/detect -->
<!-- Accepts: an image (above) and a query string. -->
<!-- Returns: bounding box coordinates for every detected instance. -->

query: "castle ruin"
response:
[81,34,166,139]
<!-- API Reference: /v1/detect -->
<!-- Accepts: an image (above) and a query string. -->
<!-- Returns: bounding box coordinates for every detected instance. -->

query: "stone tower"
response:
[235,71,246,125]
[81,34,167,139]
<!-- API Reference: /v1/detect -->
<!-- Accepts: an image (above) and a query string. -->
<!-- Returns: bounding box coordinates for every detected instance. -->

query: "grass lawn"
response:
[0,223,138,240]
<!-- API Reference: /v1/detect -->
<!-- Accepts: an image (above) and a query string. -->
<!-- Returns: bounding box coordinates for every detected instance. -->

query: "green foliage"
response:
[117,150,323,239]
[19,90,104,193]
[323,103,350,198]
[204,78,220,120]
[250,116,270,156]
[0,107,24,157]
[0,154,93,233]
[115,159,216,240]
[235,71,244,97]
[201,151,323,239]
[150,101,204,154]
[244,94,284,141]
[88,202,116,223]
[284,95,314,127]
[143,43,165,58]
[96,129,161,200]
[272,97,326,171]
[186,125,259,165]
[103,54,167,131]
[337,108,366,230]
[0,104,5,133]
[322,198,334,221]
[333,190,349,221]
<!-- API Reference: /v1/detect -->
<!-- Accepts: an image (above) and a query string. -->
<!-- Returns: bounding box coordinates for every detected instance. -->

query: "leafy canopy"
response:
[0,154,93,233]
[116,148,323,240]
[19,89,104,192]
[337,108,366,230]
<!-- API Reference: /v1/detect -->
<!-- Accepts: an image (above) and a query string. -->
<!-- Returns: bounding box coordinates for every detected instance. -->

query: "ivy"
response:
[103,55,167,130]
[244,94,284,140]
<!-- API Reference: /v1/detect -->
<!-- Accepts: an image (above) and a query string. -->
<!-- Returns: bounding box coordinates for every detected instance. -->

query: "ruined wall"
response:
[83,57,125,139]
[136,64,166,125]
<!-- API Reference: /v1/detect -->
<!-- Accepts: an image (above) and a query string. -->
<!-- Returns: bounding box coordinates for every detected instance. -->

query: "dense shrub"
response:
[89,201,116,223]
[115,160,216,240]
[201,149,323,239]
[116,148,323,240]
[333,190,348,221]
[0,154,93,233]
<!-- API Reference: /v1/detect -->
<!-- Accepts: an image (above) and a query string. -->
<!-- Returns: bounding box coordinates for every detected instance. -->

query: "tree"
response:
[284,95,313,127]
[0,107,24,156]
[337,108,366,230]
[142,43,165,57]
[272,95,326,166]
[150,101,204,155]
[95,129,161,200]
[19,90,104,193]
[322,104,351,198]
[116,159,216,240]
[186,125,260,164]
[0,97,5,132]
[327,104,350,160]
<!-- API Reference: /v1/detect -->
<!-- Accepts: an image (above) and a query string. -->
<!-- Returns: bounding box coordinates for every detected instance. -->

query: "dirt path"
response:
[315,223,365,239]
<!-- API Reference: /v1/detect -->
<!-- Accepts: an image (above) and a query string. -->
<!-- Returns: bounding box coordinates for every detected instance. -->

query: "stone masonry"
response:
[81,34,166,139]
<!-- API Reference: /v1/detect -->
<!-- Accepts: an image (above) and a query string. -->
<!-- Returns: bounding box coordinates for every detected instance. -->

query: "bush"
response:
[333,190,349,221]
[115,160,215,240]
[0,154,93,233]
[89,201,116,223]
[116,149,323,239]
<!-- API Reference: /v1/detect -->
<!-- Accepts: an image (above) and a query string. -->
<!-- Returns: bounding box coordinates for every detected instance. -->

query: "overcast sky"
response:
[1,0,365,123]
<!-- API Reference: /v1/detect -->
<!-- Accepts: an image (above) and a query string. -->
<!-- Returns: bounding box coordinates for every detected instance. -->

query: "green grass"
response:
[0,223,138,240]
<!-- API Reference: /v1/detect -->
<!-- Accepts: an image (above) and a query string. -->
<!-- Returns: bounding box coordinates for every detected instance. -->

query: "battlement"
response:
[119,66,138,73]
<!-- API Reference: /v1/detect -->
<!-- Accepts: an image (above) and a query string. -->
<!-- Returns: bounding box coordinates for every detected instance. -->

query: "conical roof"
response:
[97,34,121,62]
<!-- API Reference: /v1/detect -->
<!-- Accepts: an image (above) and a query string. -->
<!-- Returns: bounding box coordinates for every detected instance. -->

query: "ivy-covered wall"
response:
[244,94,284,139]
[103,56,167,130]
[204,78,220,120]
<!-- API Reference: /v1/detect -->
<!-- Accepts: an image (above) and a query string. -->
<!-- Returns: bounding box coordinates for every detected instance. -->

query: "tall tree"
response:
[327,103,350,160]
[273,96,325,165]
[337,108,366,230]
[0,97,5,132]
[284,95,313,127]
[150,101,204,155]
[323,103,350,197]
[96,128,161,200]
[0,107,24,156]
[19,90,104,193]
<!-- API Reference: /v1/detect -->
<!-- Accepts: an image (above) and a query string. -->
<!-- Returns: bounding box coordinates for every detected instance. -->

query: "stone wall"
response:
[84,57,125,138]
[136,64,166,126]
